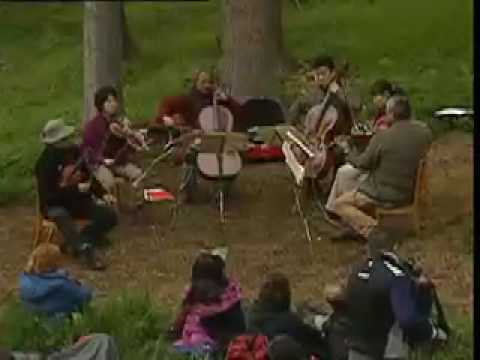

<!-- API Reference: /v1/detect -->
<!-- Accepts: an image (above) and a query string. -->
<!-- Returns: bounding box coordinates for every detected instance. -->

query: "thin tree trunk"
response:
[221,0,284,98]
[83,1,123,123]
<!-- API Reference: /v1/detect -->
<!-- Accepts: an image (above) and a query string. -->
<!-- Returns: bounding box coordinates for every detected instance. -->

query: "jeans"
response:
[47,204,117,253]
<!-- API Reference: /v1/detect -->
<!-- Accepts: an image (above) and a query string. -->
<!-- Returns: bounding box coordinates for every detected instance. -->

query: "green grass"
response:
[0,292,182,360]
[0,292,473,359]
[0,0,473,202]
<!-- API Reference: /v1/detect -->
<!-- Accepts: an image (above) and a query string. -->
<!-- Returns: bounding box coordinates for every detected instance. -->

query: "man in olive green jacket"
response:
[332,95,432,240]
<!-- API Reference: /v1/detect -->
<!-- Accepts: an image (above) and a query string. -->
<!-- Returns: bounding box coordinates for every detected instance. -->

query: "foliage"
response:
[0,292,182,360]
[0,0,473,203]
[0,291,473,359]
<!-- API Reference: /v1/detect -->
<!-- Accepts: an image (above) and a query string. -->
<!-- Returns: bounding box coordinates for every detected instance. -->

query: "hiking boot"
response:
[323,209,343,228]
[177,190,192,205]
[78,245,107,271]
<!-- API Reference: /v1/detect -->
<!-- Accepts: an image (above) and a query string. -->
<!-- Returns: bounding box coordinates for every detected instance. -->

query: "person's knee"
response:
[95,206,118,229]
[47,207,70,220]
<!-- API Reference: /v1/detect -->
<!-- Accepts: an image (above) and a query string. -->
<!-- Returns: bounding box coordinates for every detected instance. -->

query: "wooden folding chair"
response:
[375,155,431,236]
[32,193,90,251]
[32,199,59,250]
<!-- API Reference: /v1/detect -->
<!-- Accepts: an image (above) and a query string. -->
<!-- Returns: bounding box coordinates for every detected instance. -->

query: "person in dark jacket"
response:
[35,118,117,270]
[247,273,327,358]
[19,243,93,318]
[343,233,448,360]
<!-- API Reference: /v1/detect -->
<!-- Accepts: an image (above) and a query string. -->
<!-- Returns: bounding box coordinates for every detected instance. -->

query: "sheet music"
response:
[282,141,305,185]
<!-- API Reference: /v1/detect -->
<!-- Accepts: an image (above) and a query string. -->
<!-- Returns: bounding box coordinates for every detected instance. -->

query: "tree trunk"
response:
[83,1,123,123]
[221,0,284,98]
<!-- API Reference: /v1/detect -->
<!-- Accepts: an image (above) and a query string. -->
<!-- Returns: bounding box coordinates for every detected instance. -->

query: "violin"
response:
[109,116,150,152]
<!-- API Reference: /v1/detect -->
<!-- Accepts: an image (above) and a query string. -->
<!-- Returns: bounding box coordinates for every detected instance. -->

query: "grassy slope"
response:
[0,2,473,355]
[0,0,472,203]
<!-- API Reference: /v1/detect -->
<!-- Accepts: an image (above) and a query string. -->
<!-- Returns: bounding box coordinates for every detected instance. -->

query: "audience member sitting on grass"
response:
[168,252,246,356]
[247,272,327,358]
[35,118,117,270]
[343,240,448,360]
[268,335,310,360]
[19,243,93,318]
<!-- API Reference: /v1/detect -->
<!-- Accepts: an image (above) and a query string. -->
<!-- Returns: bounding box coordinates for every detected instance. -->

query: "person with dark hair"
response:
[268,335,309,360]
[369,80,406,132]
[247,273,327,358]
[35,119,117,270]
[331,95,432,241]
[151,70,242,203]
[343,241,448,360]
[169,252,246,355]
[289,55,353,188]
[81,85,146,201]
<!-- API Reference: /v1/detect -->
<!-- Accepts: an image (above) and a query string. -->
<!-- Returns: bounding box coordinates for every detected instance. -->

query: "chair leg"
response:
[33,223,40,250]
[414,208,421,238]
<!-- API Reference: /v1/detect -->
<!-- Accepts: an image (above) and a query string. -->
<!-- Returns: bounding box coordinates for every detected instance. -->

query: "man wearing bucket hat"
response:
[35,118,117,270]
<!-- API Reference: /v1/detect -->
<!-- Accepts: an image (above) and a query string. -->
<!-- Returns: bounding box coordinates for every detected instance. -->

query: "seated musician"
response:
[325,80,403,220]
[370,79,406,132]
[35,119,117,270]
[329,96,432,241]
[81,86,146,197]
[294,56,353,186]
[152,69,241,133]
[287,61,325,125]
[153,70,241,203]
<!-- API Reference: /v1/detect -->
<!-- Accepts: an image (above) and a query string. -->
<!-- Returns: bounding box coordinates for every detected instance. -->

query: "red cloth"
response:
[155,95,198,129]
[246,145,284,162]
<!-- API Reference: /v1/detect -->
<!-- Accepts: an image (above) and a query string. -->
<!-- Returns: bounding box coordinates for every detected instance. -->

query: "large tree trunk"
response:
[221,0,284,98]
[83,1,123,123]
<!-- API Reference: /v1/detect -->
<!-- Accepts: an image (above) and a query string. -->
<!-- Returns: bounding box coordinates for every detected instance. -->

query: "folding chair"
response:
[33,190,89,251]
[375,155,430,236]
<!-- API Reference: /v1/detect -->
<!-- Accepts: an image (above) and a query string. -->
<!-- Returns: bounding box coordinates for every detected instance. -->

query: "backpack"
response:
[226,334,269,360]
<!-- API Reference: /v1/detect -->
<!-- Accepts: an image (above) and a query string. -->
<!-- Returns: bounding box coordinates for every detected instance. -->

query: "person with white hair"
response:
[328,95,432,242]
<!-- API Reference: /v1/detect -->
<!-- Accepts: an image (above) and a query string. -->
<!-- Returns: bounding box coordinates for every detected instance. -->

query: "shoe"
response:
[323,209,343,228]
[79,245,107,271]
[177,190,192,205]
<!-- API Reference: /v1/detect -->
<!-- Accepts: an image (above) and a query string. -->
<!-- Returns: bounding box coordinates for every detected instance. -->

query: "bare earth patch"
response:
[0,131,473,315]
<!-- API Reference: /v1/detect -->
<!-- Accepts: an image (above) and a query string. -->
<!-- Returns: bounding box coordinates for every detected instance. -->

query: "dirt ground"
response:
[0,131,473,315]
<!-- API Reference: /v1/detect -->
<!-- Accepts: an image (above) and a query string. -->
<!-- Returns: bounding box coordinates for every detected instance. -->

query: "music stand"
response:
[196,131,249,223]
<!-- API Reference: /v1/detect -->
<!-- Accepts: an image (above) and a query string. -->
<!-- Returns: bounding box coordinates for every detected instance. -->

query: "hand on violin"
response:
[60,165,83,188]
[103,194,117,206]
[216,90,228,102]
[163,116,175,127]
[78,182,91,193]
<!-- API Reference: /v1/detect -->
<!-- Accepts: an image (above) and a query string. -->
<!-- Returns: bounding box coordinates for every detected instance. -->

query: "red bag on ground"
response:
[226,334,270,360]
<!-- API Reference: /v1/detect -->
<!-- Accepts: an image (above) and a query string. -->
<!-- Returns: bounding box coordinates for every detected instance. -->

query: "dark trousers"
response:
[47,203,117,253]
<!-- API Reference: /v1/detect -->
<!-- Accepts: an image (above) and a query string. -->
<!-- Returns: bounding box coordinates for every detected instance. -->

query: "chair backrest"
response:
[237,98,285,132]
[413,154,430,208]
[198,105,234,132]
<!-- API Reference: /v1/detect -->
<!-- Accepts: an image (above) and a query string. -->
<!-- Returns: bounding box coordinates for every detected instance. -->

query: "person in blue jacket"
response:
[19,243,93,318]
